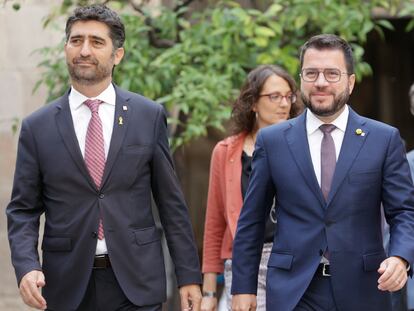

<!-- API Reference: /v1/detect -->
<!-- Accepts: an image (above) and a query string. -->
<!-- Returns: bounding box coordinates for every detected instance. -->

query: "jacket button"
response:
[91,232,98,239]
[99,193,105,199]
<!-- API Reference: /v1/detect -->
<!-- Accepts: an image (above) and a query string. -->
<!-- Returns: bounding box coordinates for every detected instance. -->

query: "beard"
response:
[301,86,350,117]
[67,56,113,86]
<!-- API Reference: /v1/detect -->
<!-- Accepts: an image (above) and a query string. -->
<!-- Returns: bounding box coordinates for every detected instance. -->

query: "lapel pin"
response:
[355,128,365,136]
[118,116,123,125]
[122,105,128,111]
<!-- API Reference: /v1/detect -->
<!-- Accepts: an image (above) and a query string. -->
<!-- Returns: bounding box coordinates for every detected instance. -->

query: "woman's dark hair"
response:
[65,4,125,50]
[231,65,299,134]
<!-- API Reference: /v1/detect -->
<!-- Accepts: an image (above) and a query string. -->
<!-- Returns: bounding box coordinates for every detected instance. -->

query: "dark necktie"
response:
[320,124,336,200]
[84,99,105,240]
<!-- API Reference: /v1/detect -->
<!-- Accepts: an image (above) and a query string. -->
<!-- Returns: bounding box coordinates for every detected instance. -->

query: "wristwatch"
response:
[202,291,217,298]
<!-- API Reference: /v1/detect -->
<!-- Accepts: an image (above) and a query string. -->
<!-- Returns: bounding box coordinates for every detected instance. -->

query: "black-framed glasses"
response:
[259,93,297,104]
[300,68,349,83]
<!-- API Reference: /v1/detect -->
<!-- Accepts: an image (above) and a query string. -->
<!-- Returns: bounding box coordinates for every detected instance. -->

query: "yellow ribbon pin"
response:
[355,128,365,136]
[118,116,123,125]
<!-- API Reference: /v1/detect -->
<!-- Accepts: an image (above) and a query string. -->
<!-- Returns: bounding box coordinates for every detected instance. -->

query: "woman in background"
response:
[201,65,301,311]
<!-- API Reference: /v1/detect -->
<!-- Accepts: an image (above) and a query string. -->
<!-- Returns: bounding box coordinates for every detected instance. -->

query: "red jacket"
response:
[202,132,247,273]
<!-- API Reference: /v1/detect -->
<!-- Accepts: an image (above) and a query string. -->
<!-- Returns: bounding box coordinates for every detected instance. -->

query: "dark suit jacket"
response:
[6,86,201,310]
[231,107,414,311]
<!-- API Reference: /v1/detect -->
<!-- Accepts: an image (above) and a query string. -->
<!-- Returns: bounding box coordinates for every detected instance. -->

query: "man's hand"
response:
[200,296,217,311]
[231,294,256,311]
[179,284,202,311]
[378,256,408,292]
[19,270,47,310]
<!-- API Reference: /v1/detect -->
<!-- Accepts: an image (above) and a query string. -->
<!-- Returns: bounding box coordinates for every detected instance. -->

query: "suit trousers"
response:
[66,267,161,311]
[294,273,337,311]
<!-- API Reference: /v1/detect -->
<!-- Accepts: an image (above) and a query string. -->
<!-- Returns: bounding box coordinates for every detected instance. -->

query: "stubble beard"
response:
[301,86,350,117]
[67,56,113,86]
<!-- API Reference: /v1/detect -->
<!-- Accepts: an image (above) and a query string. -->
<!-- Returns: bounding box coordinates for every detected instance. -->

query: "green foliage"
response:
[33,39,68,102]
[34,0,413,149]
[11,117,19,134]
[398,2,414,31]
[12,2,20,11]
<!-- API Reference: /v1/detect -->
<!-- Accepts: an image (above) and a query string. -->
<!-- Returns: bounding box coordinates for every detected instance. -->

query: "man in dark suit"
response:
[6,4,201,311]
[230,34,414,311]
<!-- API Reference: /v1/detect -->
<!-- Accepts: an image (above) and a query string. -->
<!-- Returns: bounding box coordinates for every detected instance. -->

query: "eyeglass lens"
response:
[301,68,343,82]
[268,94,296,103]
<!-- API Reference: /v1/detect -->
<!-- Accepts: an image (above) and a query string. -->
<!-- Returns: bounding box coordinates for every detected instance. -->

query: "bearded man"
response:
[230,34,414,311]
[6,4,201,311]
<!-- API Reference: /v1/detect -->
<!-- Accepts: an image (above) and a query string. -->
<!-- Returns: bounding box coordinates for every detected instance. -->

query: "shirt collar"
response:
[69,83,116,110]
[306,105,349,135]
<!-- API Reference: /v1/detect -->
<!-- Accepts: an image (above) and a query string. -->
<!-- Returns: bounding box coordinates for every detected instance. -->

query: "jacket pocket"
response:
[41,237,72,252]
[267,252,294,270]
[348,171,380,184]
[123,144,152,154]
[363,251,386,271]
[134,226,160,245]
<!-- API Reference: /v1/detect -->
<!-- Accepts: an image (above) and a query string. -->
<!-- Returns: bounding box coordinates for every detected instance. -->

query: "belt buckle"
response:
[93,254,108,269]
[322,263,331,277]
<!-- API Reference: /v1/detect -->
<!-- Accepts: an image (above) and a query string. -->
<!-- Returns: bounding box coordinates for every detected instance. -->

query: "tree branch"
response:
[129,0,146,16]
[126,0,197,48]
[128,0,176,48]
[174,0,196,14]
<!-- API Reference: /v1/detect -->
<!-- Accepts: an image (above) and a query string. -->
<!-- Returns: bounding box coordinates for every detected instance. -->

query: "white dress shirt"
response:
[306,105,349,187]
[69,83,116,255]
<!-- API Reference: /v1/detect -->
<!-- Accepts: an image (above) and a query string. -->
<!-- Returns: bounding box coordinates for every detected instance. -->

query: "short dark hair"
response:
[231,65,299,135]
[299,34,354,74]
[65,4,125,49]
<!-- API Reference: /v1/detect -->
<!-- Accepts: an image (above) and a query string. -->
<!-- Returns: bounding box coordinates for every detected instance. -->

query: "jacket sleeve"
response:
[150,106,202,286]
[202,142,228,273]
[6,119,44,285]
[231,131,275,294]
[382,127,414,274]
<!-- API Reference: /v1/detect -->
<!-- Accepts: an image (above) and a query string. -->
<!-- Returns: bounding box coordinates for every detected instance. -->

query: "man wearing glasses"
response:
[230,34,414,311]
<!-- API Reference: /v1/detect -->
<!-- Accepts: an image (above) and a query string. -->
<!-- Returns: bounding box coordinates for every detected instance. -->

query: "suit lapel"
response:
[285,112,325,207]
[327,108,368,204]
[55,91,96,189]
[100,86,131,188]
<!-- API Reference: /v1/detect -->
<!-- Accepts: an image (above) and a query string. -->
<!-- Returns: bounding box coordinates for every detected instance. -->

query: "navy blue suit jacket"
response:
[6,86,201,310]
[231,108,414,311]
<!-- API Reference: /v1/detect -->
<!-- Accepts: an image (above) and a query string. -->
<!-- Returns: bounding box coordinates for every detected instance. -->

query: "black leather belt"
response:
[316,263,331,277]
[93,254,111,269]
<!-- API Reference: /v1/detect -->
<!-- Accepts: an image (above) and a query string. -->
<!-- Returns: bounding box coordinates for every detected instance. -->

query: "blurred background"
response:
[1,0,414,309]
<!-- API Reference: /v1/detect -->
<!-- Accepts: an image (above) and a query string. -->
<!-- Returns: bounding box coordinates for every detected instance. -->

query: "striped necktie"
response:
[84,99,105,240]
[320,124,336,201]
